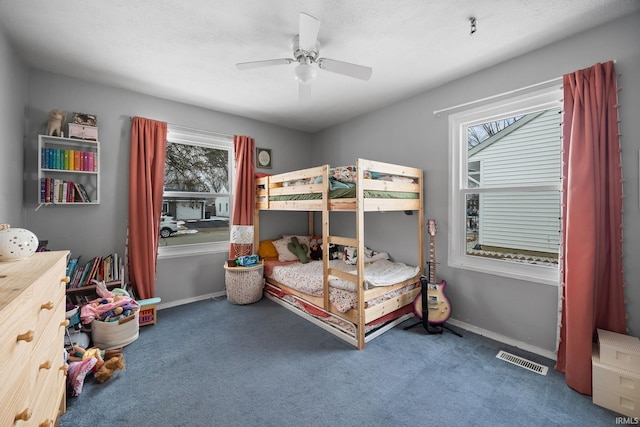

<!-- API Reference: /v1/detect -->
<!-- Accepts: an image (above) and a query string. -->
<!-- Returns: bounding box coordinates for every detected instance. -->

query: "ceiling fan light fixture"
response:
[294,62,317,85]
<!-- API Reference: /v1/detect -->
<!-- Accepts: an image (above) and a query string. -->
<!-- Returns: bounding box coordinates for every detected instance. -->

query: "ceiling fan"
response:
[236,12,373,101]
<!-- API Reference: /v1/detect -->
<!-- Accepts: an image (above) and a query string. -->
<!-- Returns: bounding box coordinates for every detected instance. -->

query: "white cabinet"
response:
[37,135,100,208]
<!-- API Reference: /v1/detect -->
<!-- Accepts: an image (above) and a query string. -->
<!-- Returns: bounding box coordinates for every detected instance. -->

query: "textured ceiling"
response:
[0,0,638,132]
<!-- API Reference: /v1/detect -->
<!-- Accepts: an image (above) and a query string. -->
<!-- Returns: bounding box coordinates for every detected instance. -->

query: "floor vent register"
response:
[496,350,549,375]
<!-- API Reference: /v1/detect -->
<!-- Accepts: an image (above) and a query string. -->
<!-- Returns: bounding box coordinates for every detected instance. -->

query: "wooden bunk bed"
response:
[254,158,424,349]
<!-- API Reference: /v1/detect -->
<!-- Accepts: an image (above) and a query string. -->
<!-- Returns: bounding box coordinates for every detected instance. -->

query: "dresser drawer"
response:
[0,365,31,427]
[0,286,34,400]
[593,385,640,418]
[593,360,640,399]
[598,329,640,373]
[32,349,66,427]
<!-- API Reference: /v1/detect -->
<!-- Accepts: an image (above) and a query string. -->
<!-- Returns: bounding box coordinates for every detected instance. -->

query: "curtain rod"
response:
[432,76,562,117]
[126,115,233,139]
[433,60,618,117]
[167,122,233,140]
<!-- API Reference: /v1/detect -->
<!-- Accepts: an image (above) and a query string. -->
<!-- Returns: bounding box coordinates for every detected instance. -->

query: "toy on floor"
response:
[94,353,125,383]
[66,345,126,396]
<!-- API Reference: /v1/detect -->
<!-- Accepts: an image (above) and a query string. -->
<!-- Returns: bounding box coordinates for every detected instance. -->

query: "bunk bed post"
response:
[356,159,366,350]
[308,212,314,237]
[418,169,425,275]
[321,165,330,312]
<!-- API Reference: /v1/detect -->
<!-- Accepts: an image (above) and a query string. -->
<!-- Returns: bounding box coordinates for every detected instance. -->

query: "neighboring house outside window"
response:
[158,125,234,259]
[448,87,562,285]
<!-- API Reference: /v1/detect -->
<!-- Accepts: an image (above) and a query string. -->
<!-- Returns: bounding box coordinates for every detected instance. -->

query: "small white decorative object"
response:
[0,224,39,262]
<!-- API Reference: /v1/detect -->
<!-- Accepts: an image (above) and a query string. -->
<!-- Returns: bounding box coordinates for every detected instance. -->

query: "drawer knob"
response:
[16,330,34,342]
[39,419,53,427]
[60,319,70,327]
[61,276,70,284]
[60,364,68,375]
[14,408,32,422]
[41,301,54,310]
[39,360,51,370]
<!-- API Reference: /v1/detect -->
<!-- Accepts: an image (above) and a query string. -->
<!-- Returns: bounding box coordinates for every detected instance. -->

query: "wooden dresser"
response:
[0,251,69,427]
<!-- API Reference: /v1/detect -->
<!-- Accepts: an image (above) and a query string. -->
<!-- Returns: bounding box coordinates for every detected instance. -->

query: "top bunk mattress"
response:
[259,164,420,202]
[268,187,419,201]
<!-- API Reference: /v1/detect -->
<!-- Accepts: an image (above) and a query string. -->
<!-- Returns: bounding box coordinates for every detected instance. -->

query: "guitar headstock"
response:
[427,219,437,236]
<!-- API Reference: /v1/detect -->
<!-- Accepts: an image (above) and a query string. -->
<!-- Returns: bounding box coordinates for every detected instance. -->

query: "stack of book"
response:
[40,178,91,203]
[41,147,97,171]
[66,253,123,289]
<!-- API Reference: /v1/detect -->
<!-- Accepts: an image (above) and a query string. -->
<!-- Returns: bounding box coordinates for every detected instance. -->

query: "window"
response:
[158,125,234,258]
[448,87,562,285]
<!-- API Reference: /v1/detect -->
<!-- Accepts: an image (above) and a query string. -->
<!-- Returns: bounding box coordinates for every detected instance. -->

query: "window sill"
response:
[448,256,559,286]
[157,241,229,259]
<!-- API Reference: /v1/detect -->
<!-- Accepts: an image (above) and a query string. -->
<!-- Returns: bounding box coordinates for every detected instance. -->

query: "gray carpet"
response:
[59,297,619,427]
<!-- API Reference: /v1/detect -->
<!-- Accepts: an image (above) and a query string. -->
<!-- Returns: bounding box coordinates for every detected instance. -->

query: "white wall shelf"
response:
[37,134,100,210]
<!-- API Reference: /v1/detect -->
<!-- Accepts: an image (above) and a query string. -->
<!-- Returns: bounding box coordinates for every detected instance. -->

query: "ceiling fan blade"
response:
[298,82,311,103]
[236,58,293,70]
[317,58,372,81]
[299,12,320,53]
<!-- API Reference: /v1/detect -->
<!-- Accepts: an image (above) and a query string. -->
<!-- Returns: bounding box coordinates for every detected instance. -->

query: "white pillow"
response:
[272,238,299,262]
[344,246,358,265]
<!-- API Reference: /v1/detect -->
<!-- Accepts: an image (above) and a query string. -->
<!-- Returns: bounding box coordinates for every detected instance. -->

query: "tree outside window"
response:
[158,126,233,256]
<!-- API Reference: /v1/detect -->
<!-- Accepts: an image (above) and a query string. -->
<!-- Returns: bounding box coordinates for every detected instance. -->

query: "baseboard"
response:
[156,291,226,311]
[446,318,557,361]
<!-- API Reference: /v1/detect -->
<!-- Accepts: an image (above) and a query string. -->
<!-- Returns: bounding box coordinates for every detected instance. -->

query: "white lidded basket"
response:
[91,309,139,350]
[223,261,264,305]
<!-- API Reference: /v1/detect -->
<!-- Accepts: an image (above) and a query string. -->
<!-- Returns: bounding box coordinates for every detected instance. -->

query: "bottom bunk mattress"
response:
[263,282,416,343]
[264,258,420,313]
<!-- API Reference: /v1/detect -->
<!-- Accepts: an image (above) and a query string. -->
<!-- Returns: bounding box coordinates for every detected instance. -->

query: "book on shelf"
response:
[40,147,96,171]
[83,256,102,287]
[76,182,91,202]
[70,264,84,288]
[74,151,81,171]
[66,256,81,283]
[39,178,92,204]
[65,253,124,292]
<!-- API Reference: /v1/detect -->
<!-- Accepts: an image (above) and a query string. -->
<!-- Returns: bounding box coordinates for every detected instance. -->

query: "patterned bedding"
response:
[265,259,419,312]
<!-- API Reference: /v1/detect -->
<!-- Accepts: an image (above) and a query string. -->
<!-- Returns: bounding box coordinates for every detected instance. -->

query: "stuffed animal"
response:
[327,243,339,260]
[287,236,309,263]
[94,353,126,383]
[47,109,66,136]
[309,241,322,261]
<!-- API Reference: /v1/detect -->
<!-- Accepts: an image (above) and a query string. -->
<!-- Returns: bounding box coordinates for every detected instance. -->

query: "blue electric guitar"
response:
[413,219,451,325]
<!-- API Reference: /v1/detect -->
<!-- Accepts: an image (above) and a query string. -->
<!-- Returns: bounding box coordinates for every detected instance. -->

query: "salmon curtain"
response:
[229,135,256,257]
[556,61,626,394]
[128,117,167,300]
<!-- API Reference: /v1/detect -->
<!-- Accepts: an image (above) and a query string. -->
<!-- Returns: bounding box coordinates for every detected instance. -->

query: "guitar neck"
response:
[428,235,437,284]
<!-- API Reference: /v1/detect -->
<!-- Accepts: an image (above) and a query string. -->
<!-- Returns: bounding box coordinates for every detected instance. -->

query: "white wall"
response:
[311,12,640,356]
[0,25,27,226]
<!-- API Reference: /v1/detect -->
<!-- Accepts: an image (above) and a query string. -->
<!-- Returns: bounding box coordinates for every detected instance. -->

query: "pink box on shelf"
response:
[68,123,98,140]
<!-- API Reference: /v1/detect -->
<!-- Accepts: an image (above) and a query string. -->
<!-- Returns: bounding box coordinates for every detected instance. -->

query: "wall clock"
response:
[256,147,272,168]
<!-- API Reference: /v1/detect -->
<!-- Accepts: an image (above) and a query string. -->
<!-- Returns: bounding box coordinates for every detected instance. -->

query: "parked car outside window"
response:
[160,215,179,238]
